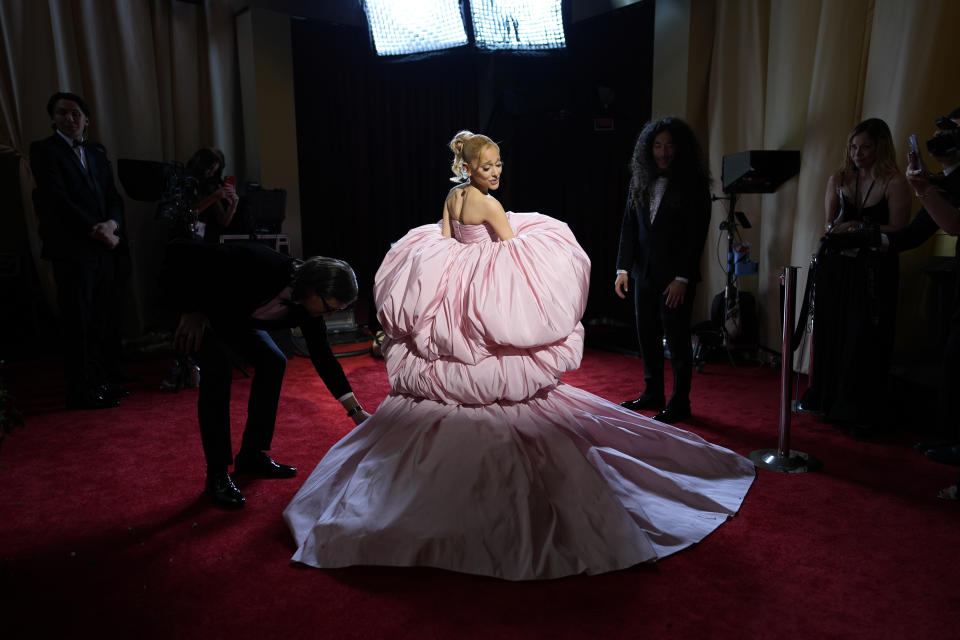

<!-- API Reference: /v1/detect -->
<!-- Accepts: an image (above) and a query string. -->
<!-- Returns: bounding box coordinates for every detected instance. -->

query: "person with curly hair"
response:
[616,117,712,424]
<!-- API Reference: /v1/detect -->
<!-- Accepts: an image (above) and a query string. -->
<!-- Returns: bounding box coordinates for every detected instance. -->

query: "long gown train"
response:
[284,212,755,580]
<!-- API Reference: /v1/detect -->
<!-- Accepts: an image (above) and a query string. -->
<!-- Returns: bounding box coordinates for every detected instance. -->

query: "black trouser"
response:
[633,278,696,409]
[51,253,117,400]
[940,301,960,437]
[196,326,287,472]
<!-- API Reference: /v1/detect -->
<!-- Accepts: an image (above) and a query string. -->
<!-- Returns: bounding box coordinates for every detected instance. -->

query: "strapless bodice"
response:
[451,218,504,244]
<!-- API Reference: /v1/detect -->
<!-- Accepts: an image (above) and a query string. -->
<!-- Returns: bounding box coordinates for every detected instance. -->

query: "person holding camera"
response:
[30,91,130,410]
[183,147,239,243]
[159,240,371,509]
[889,107,960,467]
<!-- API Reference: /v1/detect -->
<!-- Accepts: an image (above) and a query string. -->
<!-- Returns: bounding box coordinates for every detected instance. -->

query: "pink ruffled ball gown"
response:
[284,212,755,580]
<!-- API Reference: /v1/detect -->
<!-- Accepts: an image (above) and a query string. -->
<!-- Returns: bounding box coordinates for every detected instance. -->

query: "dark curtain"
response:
[291,2,653,331]
[292,20,480,328]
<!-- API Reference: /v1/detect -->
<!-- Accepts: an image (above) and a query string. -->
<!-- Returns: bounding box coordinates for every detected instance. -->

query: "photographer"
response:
[888,107,960,469]
[184,147,239,243]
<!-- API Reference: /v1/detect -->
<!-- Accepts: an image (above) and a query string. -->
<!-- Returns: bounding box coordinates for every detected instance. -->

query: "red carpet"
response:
[1,349,958,639]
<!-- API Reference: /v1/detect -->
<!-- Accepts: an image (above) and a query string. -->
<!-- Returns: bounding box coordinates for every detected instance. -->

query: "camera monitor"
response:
[240,185,287,234]
[722,150,800,194]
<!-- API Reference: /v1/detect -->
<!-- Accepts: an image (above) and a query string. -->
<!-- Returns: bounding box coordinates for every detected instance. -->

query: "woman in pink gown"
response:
[283,131,755,580]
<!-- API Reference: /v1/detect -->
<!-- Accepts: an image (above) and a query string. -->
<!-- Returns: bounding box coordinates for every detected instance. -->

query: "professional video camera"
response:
[927,116,960,157]
[117,159,201,237]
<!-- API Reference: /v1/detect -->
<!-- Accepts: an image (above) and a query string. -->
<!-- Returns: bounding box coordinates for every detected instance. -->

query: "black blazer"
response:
[30,133,125,261]
[616,179,712,291]
[159,240,353,399]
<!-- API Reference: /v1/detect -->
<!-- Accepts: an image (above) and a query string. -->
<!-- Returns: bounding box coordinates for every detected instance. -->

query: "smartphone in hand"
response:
[907,134,921,172]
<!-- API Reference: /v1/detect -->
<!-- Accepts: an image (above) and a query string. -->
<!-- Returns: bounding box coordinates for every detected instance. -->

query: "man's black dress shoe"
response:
[915,439,955,454]
[234,450,297,478]
[620,393,666,411]
[923,443,960,466]
[108,369,143,384]
[206,472,245,509]
[99,383,130,400]
[652,405,691,424]
[66,390,120,410]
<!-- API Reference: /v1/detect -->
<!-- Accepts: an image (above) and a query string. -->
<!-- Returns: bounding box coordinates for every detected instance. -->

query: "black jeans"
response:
[196,326,287,471]
[633,278,696,409]
[940,302,960,437]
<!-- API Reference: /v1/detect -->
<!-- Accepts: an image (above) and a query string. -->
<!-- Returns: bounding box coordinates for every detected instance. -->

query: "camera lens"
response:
[936,116,959,130]
[927,130,960,156]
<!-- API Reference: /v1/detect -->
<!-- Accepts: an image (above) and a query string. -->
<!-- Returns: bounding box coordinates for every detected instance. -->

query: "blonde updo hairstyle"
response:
[449,130,498,183]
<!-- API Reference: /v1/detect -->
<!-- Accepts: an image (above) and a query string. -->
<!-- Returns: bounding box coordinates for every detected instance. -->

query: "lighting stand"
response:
[712,193,743,348]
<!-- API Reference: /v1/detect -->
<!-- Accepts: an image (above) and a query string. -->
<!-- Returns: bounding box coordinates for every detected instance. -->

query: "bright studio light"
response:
[364,0,469,56]
[470,0,565,51]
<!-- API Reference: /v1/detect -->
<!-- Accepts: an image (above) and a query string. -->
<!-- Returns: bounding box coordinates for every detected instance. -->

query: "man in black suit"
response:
[31,92,128,410]
[888,107,960,466]
[615,117,712,424]
[160,240,371,508]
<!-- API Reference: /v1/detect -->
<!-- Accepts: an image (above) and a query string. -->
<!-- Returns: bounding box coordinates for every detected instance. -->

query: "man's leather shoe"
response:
[206,472,245,509]
[99,383,130,400]
[915,439,955,454]
[620,392,666,411]
[653,405,691,424]
[108,369,142,384]
[923,443,960,466]
[234,450,297,478]
[66,390,120,410]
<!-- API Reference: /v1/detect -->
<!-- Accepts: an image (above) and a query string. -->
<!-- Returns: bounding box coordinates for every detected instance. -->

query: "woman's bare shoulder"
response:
[479,193,505,215]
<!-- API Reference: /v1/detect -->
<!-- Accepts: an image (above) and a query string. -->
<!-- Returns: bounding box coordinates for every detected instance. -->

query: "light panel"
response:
[470,0,566,51]
[364,0,469,56]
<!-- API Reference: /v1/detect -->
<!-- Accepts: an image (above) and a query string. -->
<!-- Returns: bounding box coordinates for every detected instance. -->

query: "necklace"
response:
[854,174,875,212]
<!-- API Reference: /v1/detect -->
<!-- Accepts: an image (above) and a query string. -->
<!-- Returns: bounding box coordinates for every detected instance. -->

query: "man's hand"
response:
[174,312,210,354]
[615,272,629,299]
[90,220,120,249]
[221,182,239,205]
[351,409,371,425]
[663,279,687,309]
[906,151,935,196]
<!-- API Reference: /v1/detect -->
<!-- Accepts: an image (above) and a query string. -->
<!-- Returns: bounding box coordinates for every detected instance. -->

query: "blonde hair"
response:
[838,118,900,182]
[449,130,498,183]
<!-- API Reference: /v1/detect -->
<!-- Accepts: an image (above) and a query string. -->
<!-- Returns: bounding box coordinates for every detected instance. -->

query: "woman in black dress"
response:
[810,118,910,430]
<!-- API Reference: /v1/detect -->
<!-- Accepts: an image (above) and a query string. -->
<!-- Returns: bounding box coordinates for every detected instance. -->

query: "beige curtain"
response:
[0,0,242,334]
[704,0,960,369]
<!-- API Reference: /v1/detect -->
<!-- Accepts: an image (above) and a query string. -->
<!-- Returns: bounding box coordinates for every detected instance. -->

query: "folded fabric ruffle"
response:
[375,212,591,404]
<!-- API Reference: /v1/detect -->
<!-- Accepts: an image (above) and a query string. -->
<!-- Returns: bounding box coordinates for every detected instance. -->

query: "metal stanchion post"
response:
[749,266,821,473]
